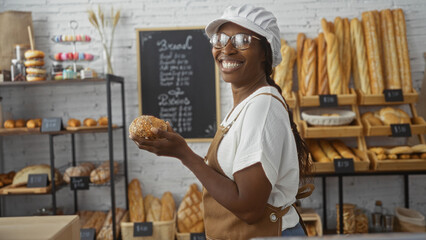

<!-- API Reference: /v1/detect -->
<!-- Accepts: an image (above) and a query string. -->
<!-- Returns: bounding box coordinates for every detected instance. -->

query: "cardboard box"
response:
[0,215,80,240]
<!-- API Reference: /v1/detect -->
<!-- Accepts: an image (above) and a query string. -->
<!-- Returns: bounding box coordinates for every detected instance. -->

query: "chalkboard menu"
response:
[137,27,220,141]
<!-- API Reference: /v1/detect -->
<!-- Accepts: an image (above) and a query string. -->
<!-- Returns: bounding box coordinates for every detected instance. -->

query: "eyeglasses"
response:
[210,33,261,50]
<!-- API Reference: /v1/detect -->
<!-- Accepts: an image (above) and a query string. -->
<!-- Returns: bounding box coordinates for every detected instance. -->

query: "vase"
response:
[102,47,114,75]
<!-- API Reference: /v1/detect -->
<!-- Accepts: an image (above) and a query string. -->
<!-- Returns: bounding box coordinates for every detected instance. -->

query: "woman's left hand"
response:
[129,122,192,160]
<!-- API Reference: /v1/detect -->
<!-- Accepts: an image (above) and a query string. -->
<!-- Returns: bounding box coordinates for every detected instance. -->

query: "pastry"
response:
[380,9,401,90]
[350,18,371,94]
[4,120,15,128]
[331,140,360,161]
[399,154,411,159]
[128,178,145,222]
[24,50,45,59]
[308,140,330,162]
[90,161,119,184]
[12,164,61,186]
[324,32,343,94]
[160,191,176,221]
[319,140,341,160]
[317,33,329,94]
[98,116,108,126]
[83,118,97,127]
[146,197,162,222]
[297,33,306,95]
[362,11,385,94]
[67,118,81,127]
[129,115,168,140]
[177,184,204,233]
[63,162,95,183]
[15,119,26,128]
[392,9,412,93]
[301,38,317,96]
[26,119,36,128]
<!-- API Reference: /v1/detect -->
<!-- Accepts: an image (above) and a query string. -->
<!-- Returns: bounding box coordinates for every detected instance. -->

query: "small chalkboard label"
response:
[334,158,354,173]
[384,89,404,102]
[70,176,90,190]
[190,233,206,240]
[390,124,412,137]
[134,222,153,237]
[27,174,48,188]
[80,228,96,240]
[41,117,62,132]
[319,94,338,107]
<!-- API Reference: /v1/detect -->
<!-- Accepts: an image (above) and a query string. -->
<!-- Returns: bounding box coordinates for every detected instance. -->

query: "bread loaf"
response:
[308,140,330,162]
[324,32,343,94]
[283,47,296,99]
[274,40,292,93]
[342,18,351,94]
[297,33,306,95]
[82,211,107,235]
[90,161,119,184]
[78,211,95,227]
[128,178,145,222]
[380,9,401,90]
[15,119,25,128]
[362,11,385,94]
[4,120,15,128]
[372,10,384,74]
[83,118,97,127]
[96,208,126,240]
[26,119,36,128]
[160,191,176,221]
[63,162,95,183]
[301,38,317,96]
[144,194,155,214]
[378,107,410,125]
[392,9,412,93]
[12,164,62,186]
[321,18,332,34]
[67,118,81,127]
[411,144,426,153]
[362,112,383,126]
[146,197,162,222]
[319,140,341,160]
[317,33,329,94]
[387,146,413,155]
[331,140,360,161]
[129,115,168,140]
[350,18,371,94]
[178,184,204,233]
[98,116,108,126]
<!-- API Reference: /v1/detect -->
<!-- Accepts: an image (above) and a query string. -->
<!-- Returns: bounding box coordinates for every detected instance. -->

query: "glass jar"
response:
[336,203,356,234]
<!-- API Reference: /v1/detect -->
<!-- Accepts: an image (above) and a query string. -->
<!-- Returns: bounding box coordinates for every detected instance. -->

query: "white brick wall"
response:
[1,0,425,229]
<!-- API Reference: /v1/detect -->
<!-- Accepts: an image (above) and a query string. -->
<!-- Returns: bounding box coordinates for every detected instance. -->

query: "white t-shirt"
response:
[217,86,300,230]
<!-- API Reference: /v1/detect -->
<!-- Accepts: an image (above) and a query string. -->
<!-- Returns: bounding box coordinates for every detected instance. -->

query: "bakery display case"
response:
[0,74,128,240]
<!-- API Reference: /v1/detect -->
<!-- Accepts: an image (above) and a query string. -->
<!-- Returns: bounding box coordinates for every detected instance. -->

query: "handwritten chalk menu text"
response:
[137,27,219,140]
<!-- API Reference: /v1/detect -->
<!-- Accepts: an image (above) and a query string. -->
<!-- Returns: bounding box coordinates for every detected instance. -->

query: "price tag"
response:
[190,233,206,240]
[70,176,90,190]
[27,174,48,188]
[41,117,62,132]
[319,94,338,107]
[383,89,404,102]
[334,158,354,173]
[390,124,412,137]
[80,228,96,240]
[134,222,153,237]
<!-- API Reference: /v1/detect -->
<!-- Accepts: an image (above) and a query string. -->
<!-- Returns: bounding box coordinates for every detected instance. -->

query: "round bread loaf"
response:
[83,118,97,127]
[129,115,167,139]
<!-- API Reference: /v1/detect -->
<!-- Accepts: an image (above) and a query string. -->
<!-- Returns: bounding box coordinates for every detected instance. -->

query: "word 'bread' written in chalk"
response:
[157,35,192,52]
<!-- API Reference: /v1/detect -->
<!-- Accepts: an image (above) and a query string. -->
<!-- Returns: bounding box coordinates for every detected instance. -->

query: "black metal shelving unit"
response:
[0,74,128,240]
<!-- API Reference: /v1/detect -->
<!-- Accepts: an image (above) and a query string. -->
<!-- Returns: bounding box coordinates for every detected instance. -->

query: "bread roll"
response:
[319,140,341,160]
[146,197,162,222]
[129,115,168,140]
[317,33,329,95]
[83,118,97,127]
[421,153,426,159]
[331,140,360,161]
[178,184,204,233]
[15,119,25,128]
[324,32,343,94]
[342,18,351,94]
[67,118,81,127]
[90,161,119,184]
[350,18,371,94]
[160,191,175,221]
[362,11,385,94]
[380,9,401,90]
[297,33,306,95]
[128,178,145,222]
[362,112,383,126]
[63,162,95,183]
[392,9,412,93]
[4,120,15,128]
[301,38,317,96]
[98,116,108,126]
[34,118,42,127]
[26,119,36,128]
[308,140,330,162]
[12,164,62,186]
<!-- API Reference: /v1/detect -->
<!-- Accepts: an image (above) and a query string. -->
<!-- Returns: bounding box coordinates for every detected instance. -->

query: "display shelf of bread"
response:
[121,178,176,240]
[78,208,128,240]
[0,164,63,195]
[272,39,297,109]
[307,138,370,173]
[361,107,426,136]
[298,208,323,237]
[63,161,121,186]
[66,116,118,132]
[0,77,107,86]
[0,118,42,135]
[368,144,426,171]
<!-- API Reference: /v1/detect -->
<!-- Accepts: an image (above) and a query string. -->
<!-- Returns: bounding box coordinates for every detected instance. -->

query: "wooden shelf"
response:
[0,183,65,196]
[0,125,121,136]
[368,151,426,171]
[300,119,363,138]
[298,88,357,107]
[0,78,106,87]
[362,117,426,136]
[357,89,419,105]
[312,147,370,173]
[283,91,297,109]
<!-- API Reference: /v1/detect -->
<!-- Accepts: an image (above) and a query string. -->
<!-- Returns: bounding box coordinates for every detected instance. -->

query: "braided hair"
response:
[260,37,312,183]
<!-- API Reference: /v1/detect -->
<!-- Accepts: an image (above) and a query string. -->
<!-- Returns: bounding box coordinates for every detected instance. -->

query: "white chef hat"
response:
[205,4,282,67]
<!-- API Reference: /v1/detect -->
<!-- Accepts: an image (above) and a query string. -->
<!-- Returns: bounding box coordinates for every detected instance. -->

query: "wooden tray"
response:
[0,127,41,136]
[368,151,426,171]
[298,88,357,107]
[0,184,52,195]
[362,117,426,136]
[357,89,419,105]
[65,124,118,132]
[312,148,370,173]
[300,119,363,138]
[283,91,296,109]
[299,208,323,237]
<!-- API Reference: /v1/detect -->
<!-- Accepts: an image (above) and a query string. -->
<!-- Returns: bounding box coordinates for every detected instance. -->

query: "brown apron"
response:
[202,93,314,240]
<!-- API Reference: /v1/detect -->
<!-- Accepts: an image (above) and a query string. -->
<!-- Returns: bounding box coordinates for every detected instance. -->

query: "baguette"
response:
[283,47,296,99]
[342,18,351,94]
[308,140,330,162]
[334,17,344,67]
[317,33,329,94]
[350,18,371,94]
[331,140,360,161]
[297,33,306,95]
[319,140,341,160]
[392,9,412,93]
[380,9,401,89]
[324,32,343,94]
[128,178,145,222]
[362,11,385,94]
[146,197,162,222]
[78,211,95,227]
[82,211,107,235]
[301,38,317,96]
[144,194,155,215]
[372,10,384,73]
[97,208,126,240]
[274,40,292,92]
[160,191,176,221]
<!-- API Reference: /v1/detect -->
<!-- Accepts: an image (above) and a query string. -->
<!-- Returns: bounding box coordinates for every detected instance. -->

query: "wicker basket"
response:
[121,216,176,240]
[176,232,190,240]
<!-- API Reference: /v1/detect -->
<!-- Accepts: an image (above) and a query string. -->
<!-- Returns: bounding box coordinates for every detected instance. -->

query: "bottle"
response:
[372,200,383,232]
